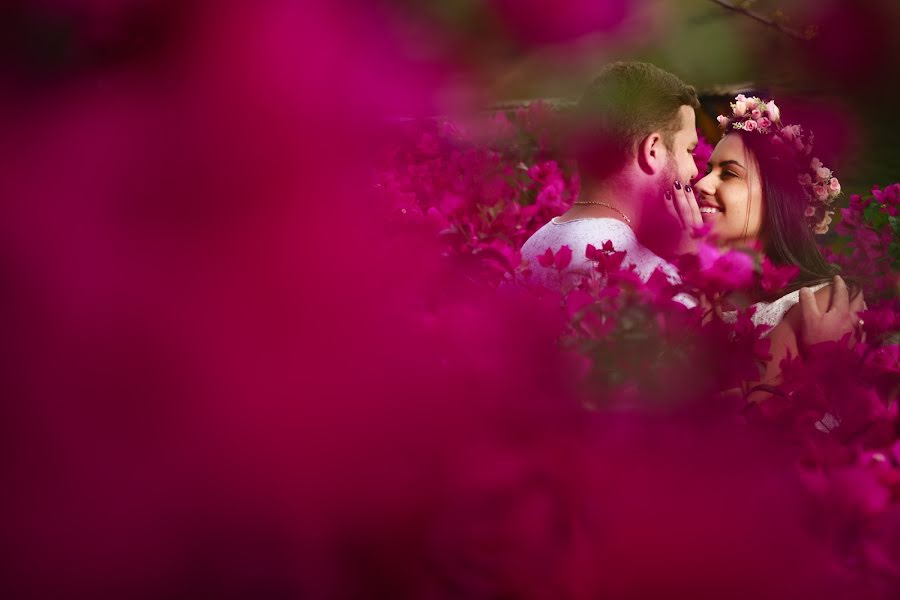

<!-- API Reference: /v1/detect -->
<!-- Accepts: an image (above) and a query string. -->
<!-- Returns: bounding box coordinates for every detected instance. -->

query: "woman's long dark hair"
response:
[736,131,847,301]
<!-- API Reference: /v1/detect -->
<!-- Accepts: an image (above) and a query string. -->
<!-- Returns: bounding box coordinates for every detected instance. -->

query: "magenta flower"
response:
[696,243,755,290]
[536,246,572,270]
[537,247,555,268]
[554,245,573,270]
[760,258,799,293]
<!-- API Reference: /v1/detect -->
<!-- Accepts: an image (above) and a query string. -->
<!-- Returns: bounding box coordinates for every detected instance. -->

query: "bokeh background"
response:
[2,1,899,598]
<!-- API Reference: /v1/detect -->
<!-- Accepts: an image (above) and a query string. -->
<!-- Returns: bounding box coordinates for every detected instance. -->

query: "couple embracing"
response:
[519,61,864,395]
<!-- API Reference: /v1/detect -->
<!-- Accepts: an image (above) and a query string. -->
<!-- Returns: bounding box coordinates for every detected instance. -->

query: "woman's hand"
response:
[664,180,702,255]
[797,275,866,349]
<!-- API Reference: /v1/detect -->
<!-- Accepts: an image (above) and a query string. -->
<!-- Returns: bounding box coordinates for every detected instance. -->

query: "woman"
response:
[669,95,865,394]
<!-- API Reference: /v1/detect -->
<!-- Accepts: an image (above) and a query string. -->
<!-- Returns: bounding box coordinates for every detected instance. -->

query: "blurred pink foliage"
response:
[828,183,900,301]
[1,0,899,598]
[488,0,634,45]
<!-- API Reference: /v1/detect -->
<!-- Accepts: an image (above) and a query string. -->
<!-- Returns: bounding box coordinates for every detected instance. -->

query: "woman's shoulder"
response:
[750,283,828,331]
[776,283,831,328]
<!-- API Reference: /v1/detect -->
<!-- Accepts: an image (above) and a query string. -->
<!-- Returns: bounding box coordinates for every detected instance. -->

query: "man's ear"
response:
[636,132,665,176]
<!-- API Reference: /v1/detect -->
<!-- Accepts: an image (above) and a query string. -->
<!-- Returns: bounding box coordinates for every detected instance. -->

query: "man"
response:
[519,61,701,290]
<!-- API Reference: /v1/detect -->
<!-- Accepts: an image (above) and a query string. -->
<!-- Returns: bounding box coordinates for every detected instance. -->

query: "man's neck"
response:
[560,177,642,230]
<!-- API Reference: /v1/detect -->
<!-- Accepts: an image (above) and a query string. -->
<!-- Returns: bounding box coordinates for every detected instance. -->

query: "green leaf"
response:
[890,215,900,237]
[864,203,889,230]
[889,241,900,264]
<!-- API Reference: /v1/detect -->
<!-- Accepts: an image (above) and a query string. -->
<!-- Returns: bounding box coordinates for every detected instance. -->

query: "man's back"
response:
[518,216,680,290]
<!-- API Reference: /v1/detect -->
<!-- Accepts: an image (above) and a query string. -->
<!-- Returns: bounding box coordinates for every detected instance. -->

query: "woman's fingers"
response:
[664,189,681,224]
[798,286,820,320]
[672,181,697,230]
[684,183,702,229]
[849,286,866,314]
[829,275,850,314]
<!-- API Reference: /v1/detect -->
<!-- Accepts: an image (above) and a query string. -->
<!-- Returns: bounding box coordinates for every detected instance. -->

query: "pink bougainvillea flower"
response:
[554,245,573,270]
[696,243,755,291]
[585,242,626,275]
[760,258,799,293]
[537,247,555,268]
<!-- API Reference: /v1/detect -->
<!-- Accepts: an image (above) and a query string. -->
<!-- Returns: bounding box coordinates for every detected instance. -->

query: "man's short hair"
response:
[574,61,700,182]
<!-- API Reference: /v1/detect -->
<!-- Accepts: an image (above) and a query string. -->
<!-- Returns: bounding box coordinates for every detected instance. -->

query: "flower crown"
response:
[716,94,841,235]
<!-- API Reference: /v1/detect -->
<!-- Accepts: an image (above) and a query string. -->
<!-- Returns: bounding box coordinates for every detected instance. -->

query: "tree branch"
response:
[707,0,809,41]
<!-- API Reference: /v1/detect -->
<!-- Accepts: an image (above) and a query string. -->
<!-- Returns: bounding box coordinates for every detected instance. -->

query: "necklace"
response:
[572,202,632,226]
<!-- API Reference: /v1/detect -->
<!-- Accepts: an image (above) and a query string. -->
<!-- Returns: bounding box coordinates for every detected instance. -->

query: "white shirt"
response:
[518,217,682,291]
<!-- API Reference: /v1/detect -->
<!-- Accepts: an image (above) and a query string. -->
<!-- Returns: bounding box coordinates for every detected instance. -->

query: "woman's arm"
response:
[746,277,865,403]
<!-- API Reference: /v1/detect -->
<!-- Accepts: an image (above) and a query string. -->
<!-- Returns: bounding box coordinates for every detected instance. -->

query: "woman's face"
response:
[693,133,765,247]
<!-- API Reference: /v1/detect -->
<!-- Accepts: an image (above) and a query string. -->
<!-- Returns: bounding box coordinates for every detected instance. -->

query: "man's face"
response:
[664,105,700,186]
[640,105,699,253]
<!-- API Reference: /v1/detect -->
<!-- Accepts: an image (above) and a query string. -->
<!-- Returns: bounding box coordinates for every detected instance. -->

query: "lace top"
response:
[724,283,829,334]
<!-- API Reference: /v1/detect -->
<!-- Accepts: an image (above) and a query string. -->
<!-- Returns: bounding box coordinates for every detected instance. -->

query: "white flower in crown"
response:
[814,211,834,235]
[766,100,780,123]
[781,124,800,141]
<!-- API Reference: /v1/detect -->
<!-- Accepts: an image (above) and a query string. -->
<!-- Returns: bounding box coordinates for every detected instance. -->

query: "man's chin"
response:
[639,203,683,259]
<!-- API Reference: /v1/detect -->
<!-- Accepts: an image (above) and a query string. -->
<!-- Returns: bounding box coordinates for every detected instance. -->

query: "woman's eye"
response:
[721,170,737,179]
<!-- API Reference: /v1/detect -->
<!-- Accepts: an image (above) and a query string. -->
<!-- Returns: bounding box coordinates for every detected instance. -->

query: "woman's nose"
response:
[694,173,715,197]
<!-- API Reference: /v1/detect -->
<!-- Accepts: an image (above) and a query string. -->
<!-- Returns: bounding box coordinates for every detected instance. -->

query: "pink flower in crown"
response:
[816,167,832,181]
[735,94,748,103]
[765,101,780,122]
[829,177,841,193]
[751,108,762,120]
[733,100,747,117]
[811,157,823,171]
[757,117,771,130]
[804,205,816,217]
[798,173,813,186]
[743,119,757,132]
[814,183,829,200]
[717,115,729,127]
